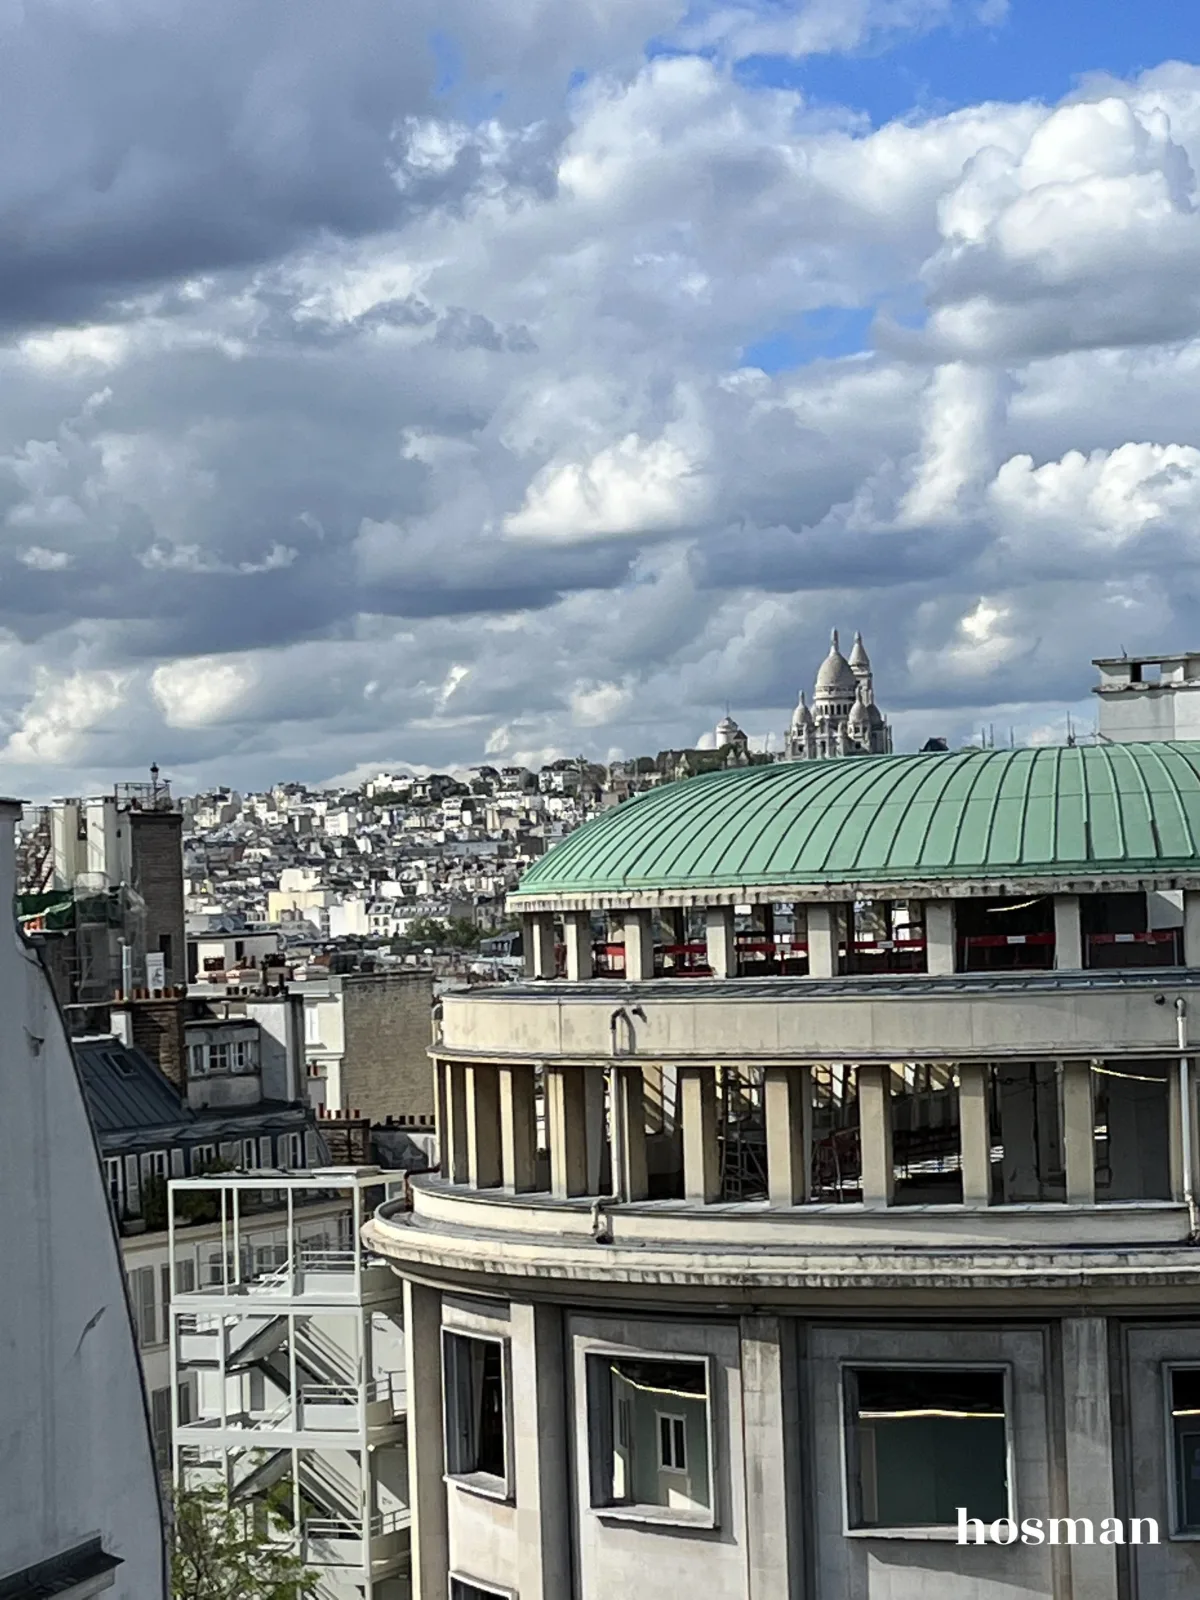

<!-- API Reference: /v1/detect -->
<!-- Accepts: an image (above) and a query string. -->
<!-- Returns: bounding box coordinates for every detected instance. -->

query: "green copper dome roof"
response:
[512,744,1200,904]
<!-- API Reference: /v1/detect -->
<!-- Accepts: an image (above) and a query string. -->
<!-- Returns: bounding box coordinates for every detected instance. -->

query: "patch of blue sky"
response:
[428,30,462,97]
[733,0,1200,127]
[741,305,878,371]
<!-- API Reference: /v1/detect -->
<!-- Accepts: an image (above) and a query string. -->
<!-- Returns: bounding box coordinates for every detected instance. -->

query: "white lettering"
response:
[956,1508,986,1544]
[955,1512,1160,1545]
[1049,1518,1093,1545]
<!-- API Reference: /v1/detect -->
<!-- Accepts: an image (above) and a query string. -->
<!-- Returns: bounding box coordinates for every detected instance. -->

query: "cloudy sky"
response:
[2,0,1200,796]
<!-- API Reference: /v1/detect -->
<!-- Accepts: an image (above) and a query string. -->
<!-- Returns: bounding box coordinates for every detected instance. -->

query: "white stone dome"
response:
[815,631,857,697]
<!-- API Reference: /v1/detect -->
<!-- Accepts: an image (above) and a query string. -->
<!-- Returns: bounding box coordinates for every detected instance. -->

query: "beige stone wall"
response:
[342,971,436,1122]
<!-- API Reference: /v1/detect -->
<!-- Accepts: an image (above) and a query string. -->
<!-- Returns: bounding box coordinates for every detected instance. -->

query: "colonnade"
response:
[434,1055,1193,1210]
[521,892,1200,980]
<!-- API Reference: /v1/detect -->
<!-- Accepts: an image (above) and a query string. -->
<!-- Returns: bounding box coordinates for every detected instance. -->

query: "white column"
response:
[957,1062,992,1207]
[465,1064,501,1188]
[563,910,593,981]
[584,1065,607,1194]
[680,1066,720,1203]
[614,1065,649,1201]
[1185,890,1200,967]
[1061,1317,1120,1600]
[807,904,838,978]
[546,1066,588,1198]
[511,1303,572,1600]
[403,1278,449,1600]
[741,1317,804,1600]
[924,900,956,975]
[858,1064,894,1207]
[705,905,737,979]
[764,1065,812,1207]
[442,1061,469,1184]
[499,1064,538,1192]
[523,911,557,979]
[1054,894,1084,970]
[622,909,655,980]
[1061,1059,1096,1204]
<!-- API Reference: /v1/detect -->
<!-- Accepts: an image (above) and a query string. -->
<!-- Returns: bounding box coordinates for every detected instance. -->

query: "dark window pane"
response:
[849,1368,1008,1528]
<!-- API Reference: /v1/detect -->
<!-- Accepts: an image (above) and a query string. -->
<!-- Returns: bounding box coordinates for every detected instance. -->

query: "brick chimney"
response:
[112,993,188,1093]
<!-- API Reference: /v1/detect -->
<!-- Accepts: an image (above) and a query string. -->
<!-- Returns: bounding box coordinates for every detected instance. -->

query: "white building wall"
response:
[1,800,166,1597]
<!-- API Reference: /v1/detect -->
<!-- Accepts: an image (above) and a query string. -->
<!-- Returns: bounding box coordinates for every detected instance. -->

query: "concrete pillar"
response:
[622,909,655,981]
[1061,1060,1096,1204]
[403,1278,449,1600]
[1054,894,1084,971]
[764,1065,812,1207]
[562,910,593,981]
[510,1303,572,1600]
[925,900,956,975]
[1061,1317,1120,1600]
[584,1065,608,1194]
[499,1064,538,1192]
[680,1066,720,1203]
[546,1066,588,1198]
[1186,890,1200,967]
[614,1065,649,1201]
[523,911,557,980]
[807,904,838,978]
[706,905,737,979]
[957,1062,992,1207]
[741,1317,804,1600]
[466,1063,501,1188]
[858,1065,894,1207]
[442,1060,469,1184]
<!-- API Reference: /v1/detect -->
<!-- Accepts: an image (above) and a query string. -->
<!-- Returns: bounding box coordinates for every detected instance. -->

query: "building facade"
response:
[1094,650,1200,743]
[785,629,892,761]
[367,744,1200,1600]
[1,800,167,1599]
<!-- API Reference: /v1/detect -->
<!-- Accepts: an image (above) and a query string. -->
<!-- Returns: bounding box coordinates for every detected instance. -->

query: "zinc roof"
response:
[511,743,1200,903]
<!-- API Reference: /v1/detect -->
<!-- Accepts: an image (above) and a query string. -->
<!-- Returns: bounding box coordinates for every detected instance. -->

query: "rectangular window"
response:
[174,1256,196,1295]
[450,1583,511,1600]
[104,1158,122,1215]
[443,1332,509,1491]
[151,1387,172,1466]
[209,1043,230,1074]
[585,1354,712,1522]
[188,1044,207,1077]
[242,1139,257,1169]
[231,1039,257,1074]
[658,1413,687,1472]
[844,1367,1009,1531]
[1171,1368,1200,1532]
[129,1266,157,1347]
[191,1144,216,1174]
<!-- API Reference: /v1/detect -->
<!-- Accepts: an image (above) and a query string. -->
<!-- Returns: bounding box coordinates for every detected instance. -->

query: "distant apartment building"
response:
[2,799,167,1599]
[1094,649,1200,742]
[297,970,435,1124]
[17,771,186,1004]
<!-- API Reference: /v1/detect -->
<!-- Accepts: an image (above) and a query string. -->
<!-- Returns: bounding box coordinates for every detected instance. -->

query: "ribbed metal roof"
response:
[512,744,1200,901]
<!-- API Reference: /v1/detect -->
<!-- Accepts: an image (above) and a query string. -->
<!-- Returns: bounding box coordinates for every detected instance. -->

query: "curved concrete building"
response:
[367,745,1200,1600]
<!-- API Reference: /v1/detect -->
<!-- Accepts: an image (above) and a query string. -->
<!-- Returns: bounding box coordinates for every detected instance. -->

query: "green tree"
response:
[171,1486,318,1600]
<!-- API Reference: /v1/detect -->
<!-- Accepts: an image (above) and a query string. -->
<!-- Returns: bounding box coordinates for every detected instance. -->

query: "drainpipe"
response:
[1176,998,1199,1240]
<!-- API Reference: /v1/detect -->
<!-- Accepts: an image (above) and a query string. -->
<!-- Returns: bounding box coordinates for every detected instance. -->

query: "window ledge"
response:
[844,1525,992,1541]
[444,1472,512,1504]
[593,1503,717,1531]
